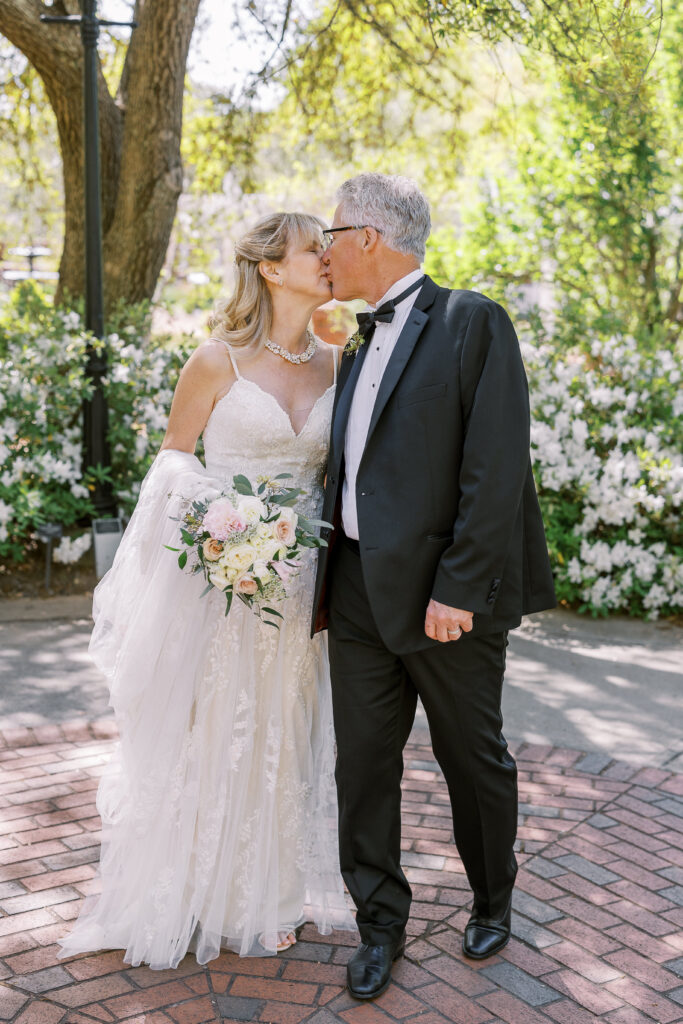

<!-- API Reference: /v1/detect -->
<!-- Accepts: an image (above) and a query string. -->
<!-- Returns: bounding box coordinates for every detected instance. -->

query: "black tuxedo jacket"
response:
[311,276,556,653]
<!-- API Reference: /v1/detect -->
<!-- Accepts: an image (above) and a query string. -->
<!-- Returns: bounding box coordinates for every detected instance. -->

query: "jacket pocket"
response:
[427,530,453,542]
[397,383,447,407]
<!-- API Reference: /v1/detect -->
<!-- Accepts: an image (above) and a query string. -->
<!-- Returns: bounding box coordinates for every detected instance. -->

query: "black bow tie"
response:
[356,304,395,337]
[355,276,425,339]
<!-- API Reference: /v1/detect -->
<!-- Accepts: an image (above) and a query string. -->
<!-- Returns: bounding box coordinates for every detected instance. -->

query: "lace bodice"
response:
[202,341,336,520]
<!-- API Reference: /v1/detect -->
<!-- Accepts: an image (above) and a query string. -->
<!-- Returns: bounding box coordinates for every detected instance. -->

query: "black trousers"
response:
[328,538,518,946]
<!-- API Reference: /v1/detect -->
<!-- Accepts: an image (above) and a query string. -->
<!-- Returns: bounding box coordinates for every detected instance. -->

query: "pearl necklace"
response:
[265,330,317,365]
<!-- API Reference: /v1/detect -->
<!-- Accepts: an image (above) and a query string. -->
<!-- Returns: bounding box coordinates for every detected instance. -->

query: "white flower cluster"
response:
[0,296,192,563]
[1,290,679,618]
[53,532,92,565]
[200,494,298,596]
[522,333,682,617]
[104,332,189,504]
[0,306,93,555]
[175,481,310,626]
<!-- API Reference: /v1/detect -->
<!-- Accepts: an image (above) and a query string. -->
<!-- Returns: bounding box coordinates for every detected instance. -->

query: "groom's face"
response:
[322,205,368,302]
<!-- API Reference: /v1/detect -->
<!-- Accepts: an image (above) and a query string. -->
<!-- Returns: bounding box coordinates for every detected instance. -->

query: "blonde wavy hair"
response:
[208,212,326,355]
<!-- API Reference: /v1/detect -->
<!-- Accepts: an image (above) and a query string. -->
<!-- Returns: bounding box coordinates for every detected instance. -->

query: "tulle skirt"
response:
[57,450,354,968]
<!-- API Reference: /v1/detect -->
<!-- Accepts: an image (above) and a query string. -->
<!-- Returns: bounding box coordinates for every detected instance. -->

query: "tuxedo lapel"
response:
[329,340,371,474]
[364,276,439,445]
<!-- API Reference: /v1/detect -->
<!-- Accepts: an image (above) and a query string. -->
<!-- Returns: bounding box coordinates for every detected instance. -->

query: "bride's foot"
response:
[260,930,297,953]
[277,930,297,952]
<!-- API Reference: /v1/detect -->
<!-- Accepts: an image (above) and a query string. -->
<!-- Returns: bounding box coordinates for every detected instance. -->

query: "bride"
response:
[58,212,353,969]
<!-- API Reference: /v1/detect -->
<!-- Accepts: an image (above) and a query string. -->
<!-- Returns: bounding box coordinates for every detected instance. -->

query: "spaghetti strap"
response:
[332,344,338,386]
[213,338,241,379]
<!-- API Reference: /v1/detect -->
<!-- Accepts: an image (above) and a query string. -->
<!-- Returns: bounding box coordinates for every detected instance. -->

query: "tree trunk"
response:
[0,0,200,312]
[104,0,200,307]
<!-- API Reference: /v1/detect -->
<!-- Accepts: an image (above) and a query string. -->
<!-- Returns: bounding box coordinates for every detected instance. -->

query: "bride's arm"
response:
[160,341,234,453]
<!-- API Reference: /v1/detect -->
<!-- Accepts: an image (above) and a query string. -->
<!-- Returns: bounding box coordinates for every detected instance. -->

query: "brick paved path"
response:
[2,722,683,1023]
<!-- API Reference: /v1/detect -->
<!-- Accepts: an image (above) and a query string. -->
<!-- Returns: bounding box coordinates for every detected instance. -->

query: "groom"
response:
[312,173,556,1001]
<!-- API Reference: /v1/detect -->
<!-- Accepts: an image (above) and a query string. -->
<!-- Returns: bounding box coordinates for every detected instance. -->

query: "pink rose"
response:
[203,498,247,541]
[274,519,296,546]
[272,559,297,587]
[202,538,224,561]
[234,573,258,596]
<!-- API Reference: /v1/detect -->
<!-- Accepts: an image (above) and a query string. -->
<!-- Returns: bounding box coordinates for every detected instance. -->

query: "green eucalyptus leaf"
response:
[233,474,254,495]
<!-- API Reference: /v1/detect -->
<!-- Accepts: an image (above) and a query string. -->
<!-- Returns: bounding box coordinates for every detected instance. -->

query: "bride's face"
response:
[278,233,332,303]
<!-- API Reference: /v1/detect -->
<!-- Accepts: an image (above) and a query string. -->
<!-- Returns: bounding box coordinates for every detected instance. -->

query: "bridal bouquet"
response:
[166,474,329,627]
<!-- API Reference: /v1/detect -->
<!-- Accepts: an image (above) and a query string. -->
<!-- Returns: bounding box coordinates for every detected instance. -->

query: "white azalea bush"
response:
[53,531,92,565]
[0,284,193,565]
[1,284,680,617]
[524,333,682,618]
[104,324,194,511]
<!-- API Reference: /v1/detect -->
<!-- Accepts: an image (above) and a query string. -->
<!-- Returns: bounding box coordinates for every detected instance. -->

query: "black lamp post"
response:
[41,1,136,518]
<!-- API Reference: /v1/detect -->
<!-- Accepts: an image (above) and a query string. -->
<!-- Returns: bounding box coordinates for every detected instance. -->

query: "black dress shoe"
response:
[347,932,406,1000]
[462,898,512,960]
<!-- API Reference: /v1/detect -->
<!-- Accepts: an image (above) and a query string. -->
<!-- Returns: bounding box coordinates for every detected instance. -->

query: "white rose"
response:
[252,559,272,584]
[260,537,288,562]
[223,542,257,572]
[208,567,230,590]
[236,495,267,523]
[255,521,276,541]
[251,534,272,559]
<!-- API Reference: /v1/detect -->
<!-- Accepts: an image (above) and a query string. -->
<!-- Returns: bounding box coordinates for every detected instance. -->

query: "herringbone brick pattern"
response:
[2,722,683,1023]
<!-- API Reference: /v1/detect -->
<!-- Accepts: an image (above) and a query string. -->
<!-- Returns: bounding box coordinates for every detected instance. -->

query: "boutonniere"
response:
[344,330,365,357]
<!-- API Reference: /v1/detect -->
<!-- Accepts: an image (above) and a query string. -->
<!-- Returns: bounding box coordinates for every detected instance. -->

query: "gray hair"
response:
[336,173,431,261]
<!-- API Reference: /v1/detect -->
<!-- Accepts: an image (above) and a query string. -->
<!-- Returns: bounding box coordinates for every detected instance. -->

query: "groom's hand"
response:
[425,599,473,643]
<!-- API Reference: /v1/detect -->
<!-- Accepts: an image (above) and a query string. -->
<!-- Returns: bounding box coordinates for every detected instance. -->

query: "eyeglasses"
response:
[321,225,383,250]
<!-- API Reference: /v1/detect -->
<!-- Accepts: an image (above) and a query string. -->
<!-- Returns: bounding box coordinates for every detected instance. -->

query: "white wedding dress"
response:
[58,343,353,968]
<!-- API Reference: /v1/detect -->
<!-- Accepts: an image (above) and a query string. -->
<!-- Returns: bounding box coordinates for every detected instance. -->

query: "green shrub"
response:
[524,333,682,618]
[1,284,680,617]
[0,283,194,564]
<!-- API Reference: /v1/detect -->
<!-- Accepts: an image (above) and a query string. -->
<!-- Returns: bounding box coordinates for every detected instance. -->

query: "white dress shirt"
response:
[342,268,424,540]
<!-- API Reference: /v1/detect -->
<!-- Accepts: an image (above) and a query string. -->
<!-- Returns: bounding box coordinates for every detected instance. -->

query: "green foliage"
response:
[0,284,95,562]
[243,0,681,348]
[0,284,195,564]
[1,284,679,616]
[181,86,264,195]
[2,0,681,619]
[0,43,62,261]
[422,0,682,342]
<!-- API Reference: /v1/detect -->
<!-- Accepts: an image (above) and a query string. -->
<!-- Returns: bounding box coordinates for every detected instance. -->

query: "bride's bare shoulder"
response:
[193,336,230,362]
[315,337,343,367]
[182,338,234,380]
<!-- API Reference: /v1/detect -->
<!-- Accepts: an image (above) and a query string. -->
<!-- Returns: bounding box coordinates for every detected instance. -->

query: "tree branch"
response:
[117,0,141,111]
[104,0,201,304]
[0,0,79,85]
